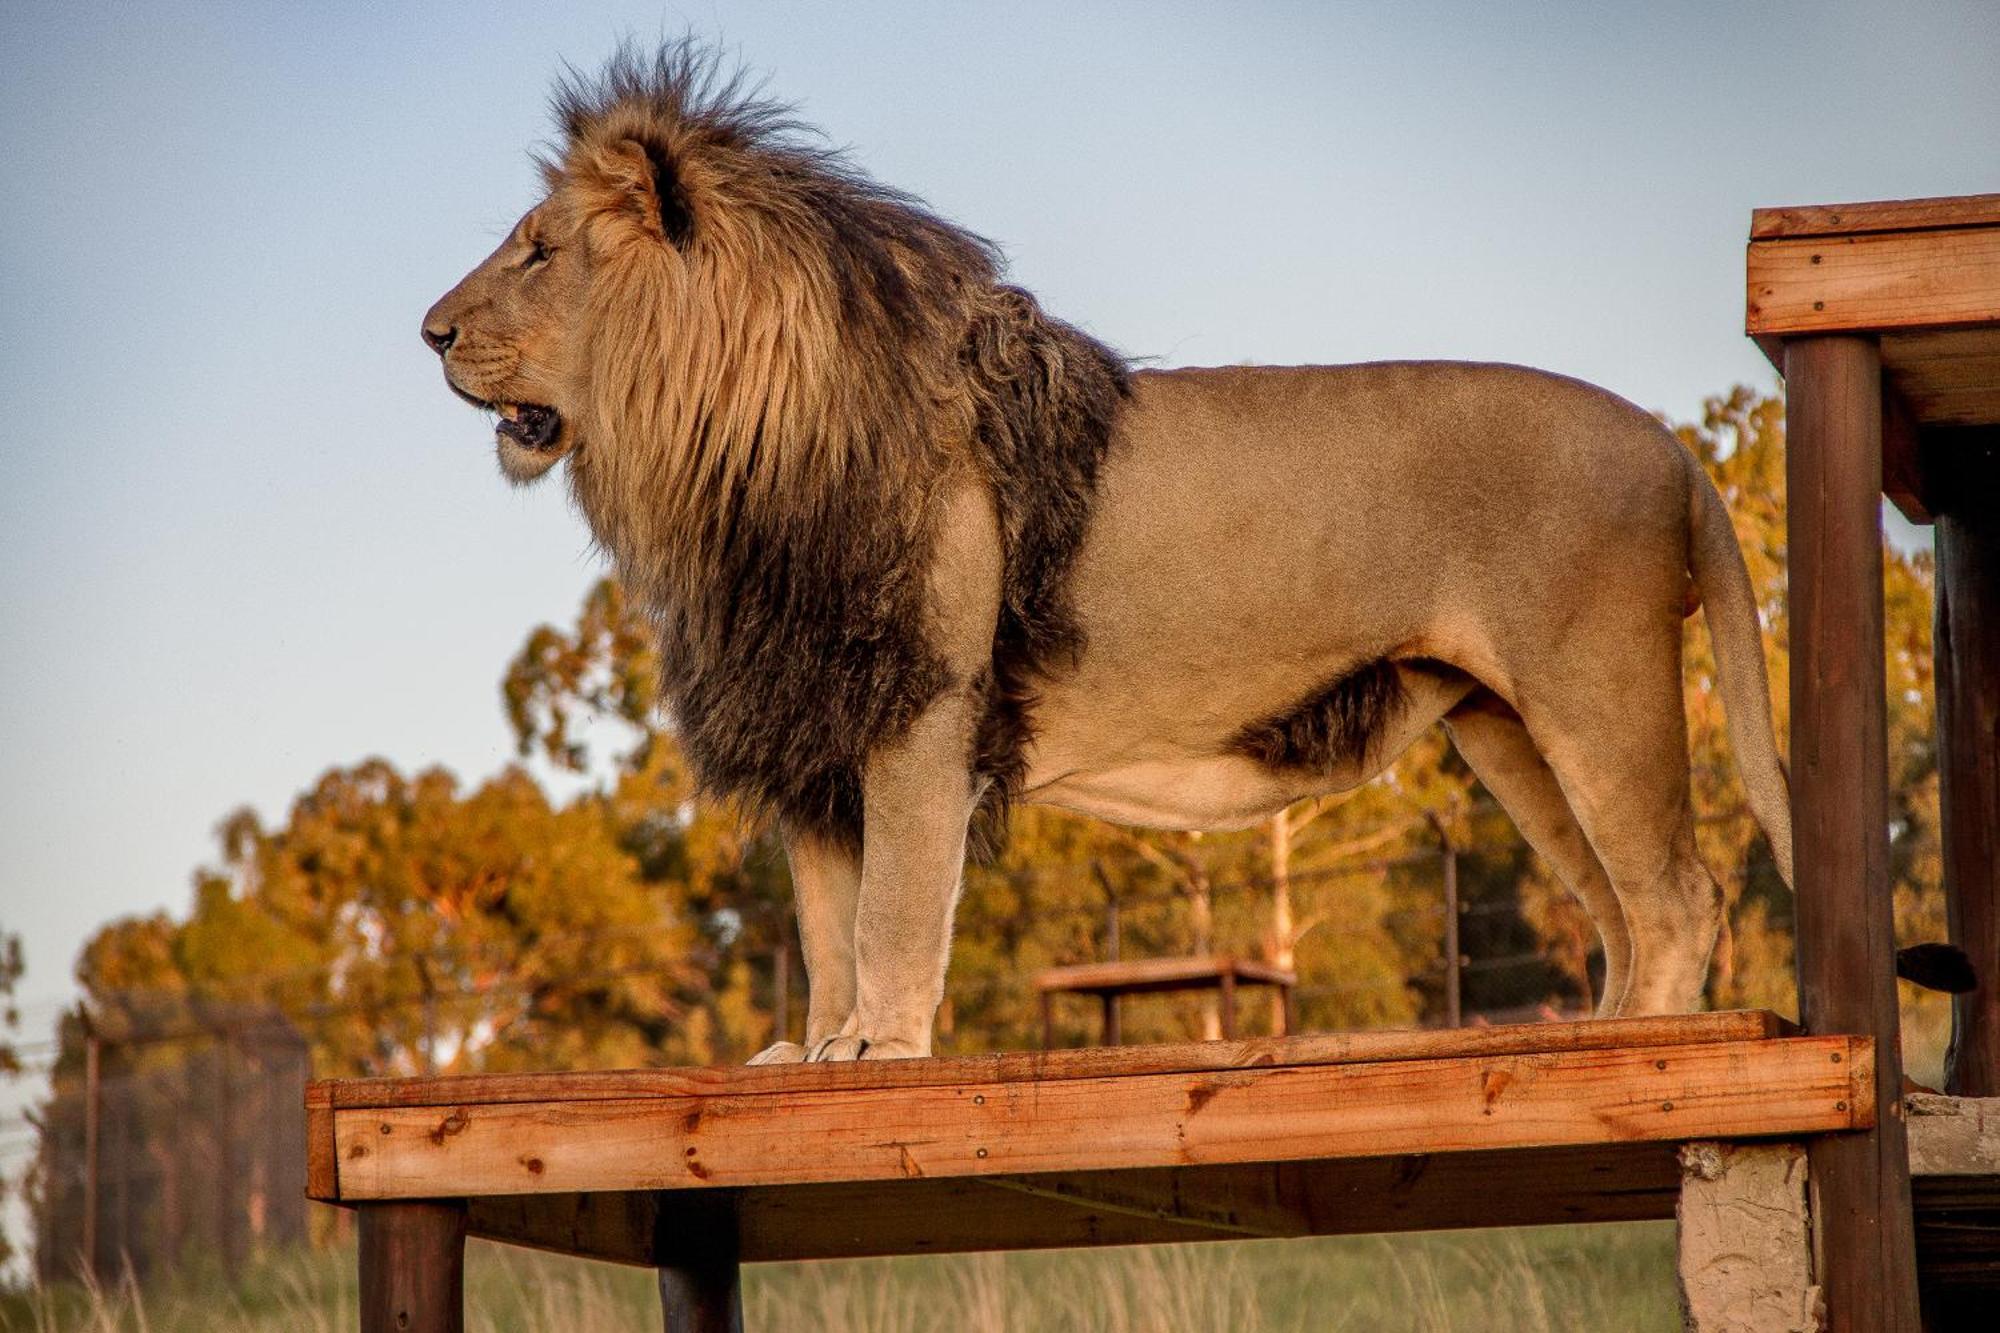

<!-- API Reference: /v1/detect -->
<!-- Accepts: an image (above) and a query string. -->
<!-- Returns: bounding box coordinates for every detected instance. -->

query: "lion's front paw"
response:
[807,1034,927,1061]
[746,1041,807,1066]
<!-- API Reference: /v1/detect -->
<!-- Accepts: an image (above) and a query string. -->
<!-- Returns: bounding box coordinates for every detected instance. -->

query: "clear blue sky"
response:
[1,1,1996,1044]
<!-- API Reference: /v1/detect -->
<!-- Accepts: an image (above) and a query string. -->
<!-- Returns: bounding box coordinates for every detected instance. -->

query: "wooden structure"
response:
[311,193,2000,1330]
[1746,192,2000,1331]
[1034,955,1296,1046]
[315,1011,1879,1330]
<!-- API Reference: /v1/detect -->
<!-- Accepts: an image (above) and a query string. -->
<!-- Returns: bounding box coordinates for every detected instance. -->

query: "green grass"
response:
[2,1222,1678,1332]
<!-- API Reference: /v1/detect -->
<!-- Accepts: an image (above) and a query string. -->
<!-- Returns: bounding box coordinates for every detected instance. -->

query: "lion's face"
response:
[422,200,591,483]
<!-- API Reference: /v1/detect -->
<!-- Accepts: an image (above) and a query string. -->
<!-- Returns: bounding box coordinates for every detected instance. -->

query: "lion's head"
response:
[422,44,995,507]
[423,42,1126,850]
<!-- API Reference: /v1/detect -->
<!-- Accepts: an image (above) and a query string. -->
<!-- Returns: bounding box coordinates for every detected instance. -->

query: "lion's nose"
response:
[422,322,458,355]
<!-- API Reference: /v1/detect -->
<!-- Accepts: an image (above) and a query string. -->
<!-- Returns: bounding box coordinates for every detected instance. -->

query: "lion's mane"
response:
[552,45,1129,852]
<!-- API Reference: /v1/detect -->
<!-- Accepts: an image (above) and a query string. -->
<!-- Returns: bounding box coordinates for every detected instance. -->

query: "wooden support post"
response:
[81,1018,100,1283]
[1933,430,2000,1097]
[1442,842,1463,1028]
[1218,968,1238,1040]
[1100,992,1120,1046]
[359,1200,466,1333]
[656,1193,743,1333]
[1784,334,1920,1332]
[1676,1141,1819,1332]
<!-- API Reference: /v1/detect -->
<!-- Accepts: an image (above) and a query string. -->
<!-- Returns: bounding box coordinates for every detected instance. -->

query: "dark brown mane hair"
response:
[549,42,1128,853]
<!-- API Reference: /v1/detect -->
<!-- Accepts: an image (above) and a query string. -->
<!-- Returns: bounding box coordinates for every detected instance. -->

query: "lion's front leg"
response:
[748,824,862,1065]
[809,694,978,1062]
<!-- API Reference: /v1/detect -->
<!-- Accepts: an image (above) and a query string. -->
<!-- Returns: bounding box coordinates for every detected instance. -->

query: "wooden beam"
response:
[1881,381,1930,525]
[305,1081,337,1203]
[454,1142,1687,1265]
[1752,194,2000,240]
[1747,227,2000,337]
[309,1010,1792,1125]
[359,1200,466,1333]
[1884,328,2000,428]
[327,1037,1867,1201]
[1783,334,1922,1332]
[1931,432,2000,1097]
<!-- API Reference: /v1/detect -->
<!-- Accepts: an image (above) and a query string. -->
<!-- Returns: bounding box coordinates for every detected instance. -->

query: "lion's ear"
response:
[595,138,695,249]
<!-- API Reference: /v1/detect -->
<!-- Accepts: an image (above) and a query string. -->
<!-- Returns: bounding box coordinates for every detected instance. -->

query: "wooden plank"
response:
[1036,955,1295,994]
[1884,327,2000,429]
[455,1143,1686,1265]
[305,1082,337,1203]
[329,1037,1868,1201]
[1880,383,1930,524]
[1752,194,2000,240]
[313,1010,1791,1112]
[465,1192,663,1267]
[733,1143,1686,1262]
[1784,335,1922,1332]
[1932,436,2000,1096]
[1746,227,2000,336]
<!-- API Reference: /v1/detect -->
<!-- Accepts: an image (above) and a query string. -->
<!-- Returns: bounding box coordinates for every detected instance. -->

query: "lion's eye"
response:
[525,239,553,268]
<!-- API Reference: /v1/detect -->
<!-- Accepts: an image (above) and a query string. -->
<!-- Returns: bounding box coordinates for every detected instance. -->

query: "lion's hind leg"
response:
[1444,690,1632,1016]
[1511,625,1723,1017]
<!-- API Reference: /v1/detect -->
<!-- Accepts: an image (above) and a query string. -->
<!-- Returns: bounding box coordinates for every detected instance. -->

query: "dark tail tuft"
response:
[1895,942,1977,994]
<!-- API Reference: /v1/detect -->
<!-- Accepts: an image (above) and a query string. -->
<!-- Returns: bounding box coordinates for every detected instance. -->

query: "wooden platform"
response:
[1034,954,1297,1044]
[1746,191,2000,521]
[310,1013,1870,1261]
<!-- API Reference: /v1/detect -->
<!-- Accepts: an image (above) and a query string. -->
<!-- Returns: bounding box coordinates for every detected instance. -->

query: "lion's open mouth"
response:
[450,383,564,451]
[493,402,563,451]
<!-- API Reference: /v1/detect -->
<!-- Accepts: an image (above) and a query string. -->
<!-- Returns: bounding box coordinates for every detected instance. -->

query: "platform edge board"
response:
[1751,194,2000,240]
[305,1082,338,1202]
[1746,226,2000,336]
[309,1010,1792,1114]
[324,1036,1868,1202]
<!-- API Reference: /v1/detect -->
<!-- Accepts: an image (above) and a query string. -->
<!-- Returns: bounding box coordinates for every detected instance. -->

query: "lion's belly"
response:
[1023,752,1326,831]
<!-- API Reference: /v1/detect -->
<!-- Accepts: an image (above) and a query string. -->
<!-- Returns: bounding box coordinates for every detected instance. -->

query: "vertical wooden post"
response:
[1218,967,1238,1040]
[359,1200,466,1333]
[216,1031,243,1281]
[1933,430,2000,1097]
[1442,843,1463,1028]
[81,1018,100,1282]
[657,1192,743,1333]
[1784,334,1920,1332]
[1269,811,1294,1034]
[1100,992,1120,1046]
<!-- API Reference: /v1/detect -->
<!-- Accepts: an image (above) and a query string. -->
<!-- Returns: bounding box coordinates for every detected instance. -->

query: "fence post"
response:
[81,1010,101,1282]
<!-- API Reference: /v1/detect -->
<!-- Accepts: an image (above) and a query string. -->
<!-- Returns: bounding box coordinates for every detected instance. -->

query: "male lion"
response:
[419,47,1881,1061]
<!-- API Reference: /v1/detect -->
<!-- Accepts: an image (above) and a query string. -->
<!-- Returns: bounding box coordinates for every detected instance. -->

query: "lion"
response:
[421,45,1946,1062]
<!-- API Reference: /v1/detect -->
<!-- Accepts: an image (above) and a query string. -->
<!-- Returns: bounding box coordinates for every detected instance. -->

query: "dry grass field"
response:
[2,1222,1678,1332]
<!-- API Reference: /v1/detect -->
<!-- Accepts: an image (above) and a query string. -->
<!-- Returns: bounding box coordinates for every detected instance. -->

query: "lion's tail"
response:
[1684,452,1976,995]
[1685,453,1794,888]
